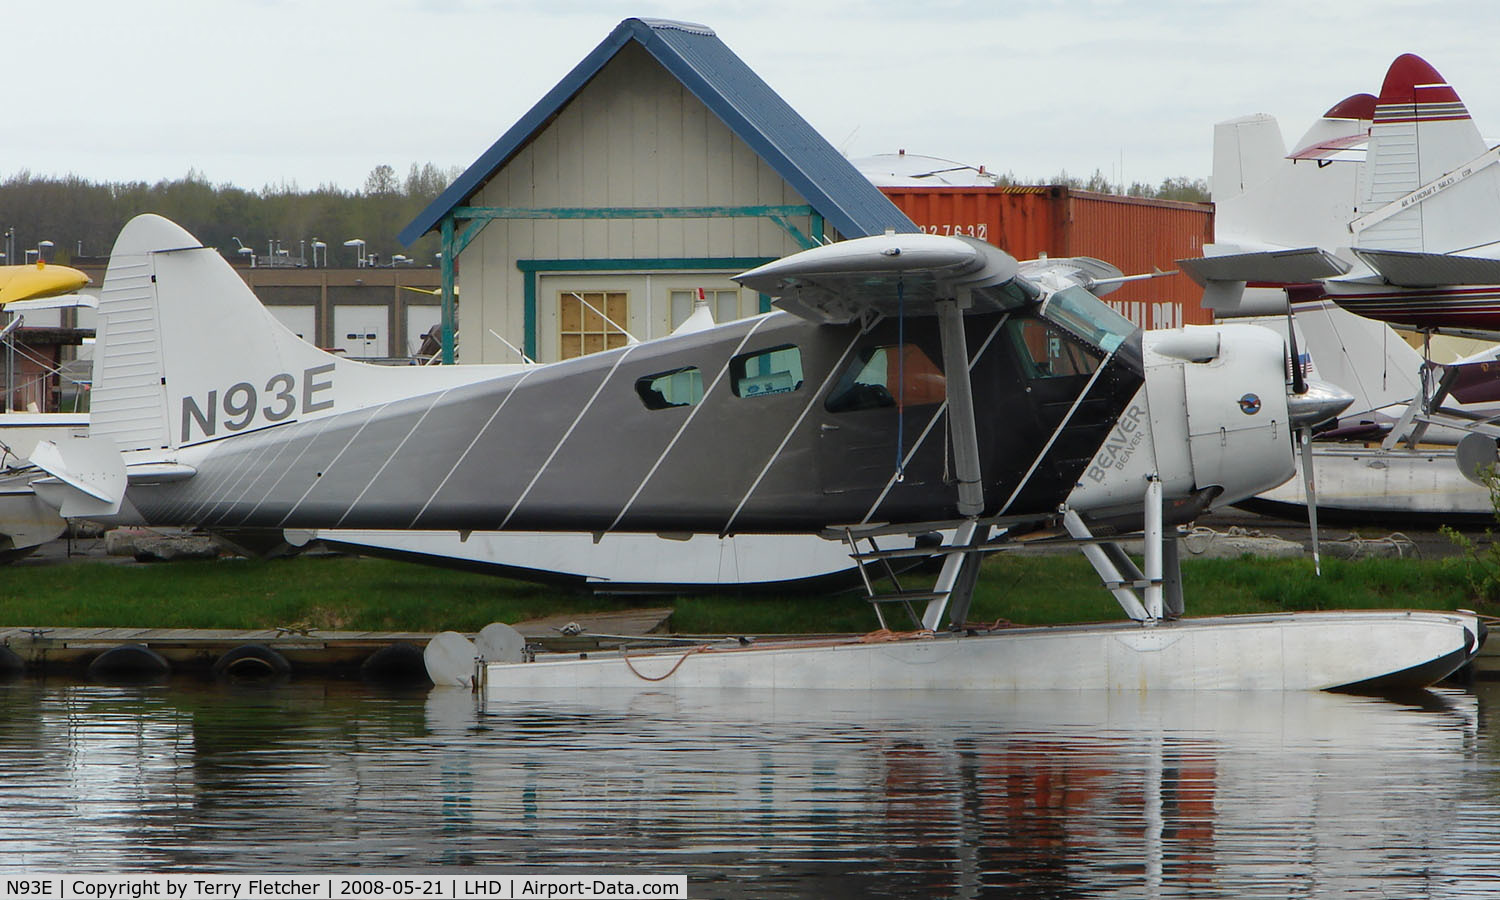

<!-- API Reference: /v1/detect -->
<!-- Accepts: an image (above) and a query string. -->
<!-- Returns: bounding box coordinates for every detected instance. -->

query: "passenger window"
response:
[731,345,804,398]
[636,366,704,409]
[826,344,946,412]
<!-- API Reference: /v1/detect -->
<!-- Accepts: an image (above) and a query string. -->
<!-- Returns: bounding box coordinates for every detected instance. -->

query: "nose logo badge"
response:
[1238,393,1262,415]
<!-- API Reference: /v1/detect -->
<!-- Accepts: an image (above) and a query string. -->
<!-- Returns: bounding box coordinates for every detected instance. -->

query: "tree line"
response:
[0,163,459,267]
[0,163,1209,269]
[999,169,1210,202]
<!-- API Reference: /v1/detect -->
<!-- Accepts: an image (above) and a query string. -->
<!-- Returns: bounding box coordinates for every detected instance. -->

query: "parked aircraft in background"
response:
[1184,51,1500,505]
[0,261,90,307]
[18,213,1478,691]
[1188,53,1500,335]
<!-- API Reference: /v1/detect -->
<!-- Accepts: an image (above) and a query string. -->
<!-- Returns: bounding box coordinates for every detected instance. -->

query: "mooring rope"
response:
[620,644,711,682]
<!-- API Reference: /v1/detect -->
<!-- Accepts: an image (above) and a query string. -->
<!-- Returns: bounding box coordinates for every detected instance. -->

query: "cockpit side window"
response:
[1007,318,1103,380]
[731,345,804,398]
[826,344,946,412]
[635,366,704,409]
[1040,285,1136,354]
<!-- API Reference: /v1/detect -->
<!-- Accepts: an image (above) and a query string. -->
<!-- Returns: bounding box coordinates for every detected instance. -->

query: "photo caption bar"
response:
[2,875,687,900]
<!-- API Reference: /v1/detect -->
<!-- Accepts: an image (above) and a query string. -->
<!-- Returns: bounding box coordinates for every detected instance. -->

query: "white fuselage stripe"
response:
[998,346,1117,516]
[721,330,864,535]
[275,403,393,527]
[409,368,537,528]
[239,416,341,521]
[858,315,1009,525]
[332,388,455,527]
[604,319,771,533]
[499,346,636,530]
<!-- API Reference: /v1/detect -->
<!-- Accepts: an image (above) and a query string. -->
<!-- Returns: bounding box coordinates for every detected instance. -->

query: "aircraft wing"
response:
[0,263,91,306]
[1177,248,1351,315]
[1352,248,1500,287]
[735,233,1029,325]
[1177,247,1351,286]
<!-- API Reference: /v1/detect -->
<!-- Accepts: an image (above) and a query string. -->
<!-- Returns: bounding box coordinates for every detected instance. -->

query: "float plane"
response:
[19,214,1481,691]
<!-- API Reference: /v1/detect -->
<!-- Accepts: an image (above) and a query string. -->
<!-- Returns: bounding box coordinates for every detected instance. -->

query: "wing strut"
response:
[917,292,988,631]
[935,294,985,516]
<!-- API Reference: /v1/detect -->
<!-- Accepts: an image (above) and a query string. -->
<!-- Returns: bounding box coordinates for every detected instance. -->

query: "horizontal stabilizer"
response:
[1352,248,1500,287]
[1,293,98,312]
[27,437,127,518]
[736,233,1024,324]
[1178,248,1351,286]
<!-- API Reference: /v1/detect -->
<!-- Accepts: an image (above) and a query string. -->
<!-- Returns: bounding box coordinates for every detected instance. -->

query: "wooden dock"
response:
[0,607,674,674]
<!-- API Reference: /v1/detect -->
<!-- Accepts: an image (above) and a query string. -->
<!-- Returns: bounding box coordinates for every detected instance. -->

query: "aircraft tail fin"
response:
[91,215,500,457]
[1210,104,1367,255]
[1212,114,1289,206]
[1352,54,1500,256]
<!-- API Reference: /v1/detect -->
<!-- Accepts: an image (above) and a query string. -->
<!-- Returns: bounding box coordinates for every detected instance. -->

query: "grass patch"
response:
[0,556,627,632]
[0,551,1491,634]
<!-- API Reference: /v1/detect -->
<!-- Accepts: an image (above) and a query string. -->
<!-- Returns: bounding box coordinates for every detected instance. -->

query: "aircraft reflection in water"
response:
[1,681,1493,897]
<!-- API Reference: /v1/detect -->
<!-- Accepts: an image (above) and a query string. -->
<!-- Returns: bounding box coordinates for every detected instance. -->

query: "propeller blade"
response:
[1285,306,1307,395]
[1300,426,1321,576]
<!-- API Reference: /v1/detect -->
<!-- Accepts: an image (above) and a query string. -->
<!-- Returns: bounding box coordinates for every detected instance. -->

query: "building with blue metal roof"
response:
[402,17,916,364]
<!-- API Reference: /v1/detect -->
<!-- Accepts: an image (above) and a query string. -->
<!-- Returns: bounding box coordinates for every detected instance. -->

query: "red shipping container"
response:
[880,186,1214,329]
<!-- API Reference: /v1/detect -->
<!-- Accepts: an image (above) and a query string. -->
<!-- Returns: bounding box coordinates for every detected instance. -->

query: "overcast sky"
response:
[11,0,1500,194]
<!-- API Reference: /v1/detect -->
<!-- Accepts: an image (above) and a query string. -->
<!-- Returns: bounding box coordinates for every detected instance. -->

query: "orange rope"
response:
[857,628,936,643]
[619,627,942,680]
[620,644,711,682]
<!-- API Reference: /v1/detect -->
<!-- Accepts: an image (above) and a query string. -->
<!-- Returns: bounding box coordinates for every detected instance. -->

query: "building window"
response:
[670,288,743,329]
[825,344,946,413]
[560,291,629,359]
[731,345,803,398]
[636,366,704,410]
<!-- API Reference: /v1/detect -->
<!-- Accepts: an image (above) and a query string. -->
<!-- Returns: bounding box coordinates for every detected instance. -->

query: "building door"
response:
[668,287,747,331]
[405,304,442,356]
[267,306,317,344]
[333,306,389,358]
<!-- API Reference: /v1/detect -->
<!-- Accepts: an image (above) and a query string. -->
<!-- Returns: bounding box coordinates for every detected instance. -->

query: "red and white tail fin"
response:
[1353,54,1500,255]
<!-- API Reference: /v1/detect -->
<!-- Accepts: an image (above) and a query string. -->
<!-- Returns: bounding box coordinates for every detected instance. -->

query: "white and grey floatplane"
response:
[20,215,1483,692]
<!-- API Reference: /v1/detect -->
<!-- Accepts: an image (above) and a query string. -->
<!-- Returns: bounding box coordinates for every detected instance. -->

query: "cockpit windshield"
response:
[1039,285,1137,354]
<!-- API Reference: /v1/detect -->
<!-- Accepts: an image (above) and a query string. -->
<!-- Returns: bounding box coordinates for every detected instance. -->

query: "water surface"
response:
[4,677,1500,897]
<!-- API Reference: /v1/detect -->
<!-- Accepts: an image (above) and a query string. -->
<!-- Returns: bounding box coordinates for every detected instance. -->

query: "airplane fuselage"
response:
[118,308,1143,535]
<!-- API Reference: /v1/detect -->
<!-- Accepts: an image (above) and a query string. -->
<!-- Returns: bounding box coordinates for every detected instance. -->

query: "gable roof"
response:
[399,17,916,246]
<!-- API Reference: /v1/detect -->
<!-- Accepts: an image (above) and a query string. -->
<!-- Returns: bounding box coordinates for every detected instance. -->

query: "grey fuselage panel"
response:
[125,309,1144,534]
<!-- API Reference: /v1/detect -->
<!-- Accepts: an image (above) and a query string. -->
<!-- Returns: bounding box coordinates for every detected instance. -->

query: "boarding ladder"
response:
[840,519,996,632]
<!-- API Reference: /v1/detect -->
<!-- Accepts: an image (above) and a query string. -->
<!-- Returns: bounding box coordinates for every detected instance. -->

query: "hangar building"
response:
[401,17,915,365]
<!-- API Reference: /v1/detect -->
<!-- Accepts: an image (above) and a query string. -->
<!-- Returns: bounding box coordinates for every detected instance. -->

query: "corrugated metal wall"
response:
[881,187,1215,328]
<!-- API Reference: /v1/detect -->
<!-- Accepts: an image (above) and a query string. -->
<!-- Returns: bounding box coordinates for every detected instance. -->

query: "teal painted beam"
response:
[516,257,778,361]
[768,214,817,250]
[454,217,488,257]
[453,204,815,221]
[440,216,456,365]
[517,257,777,274]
